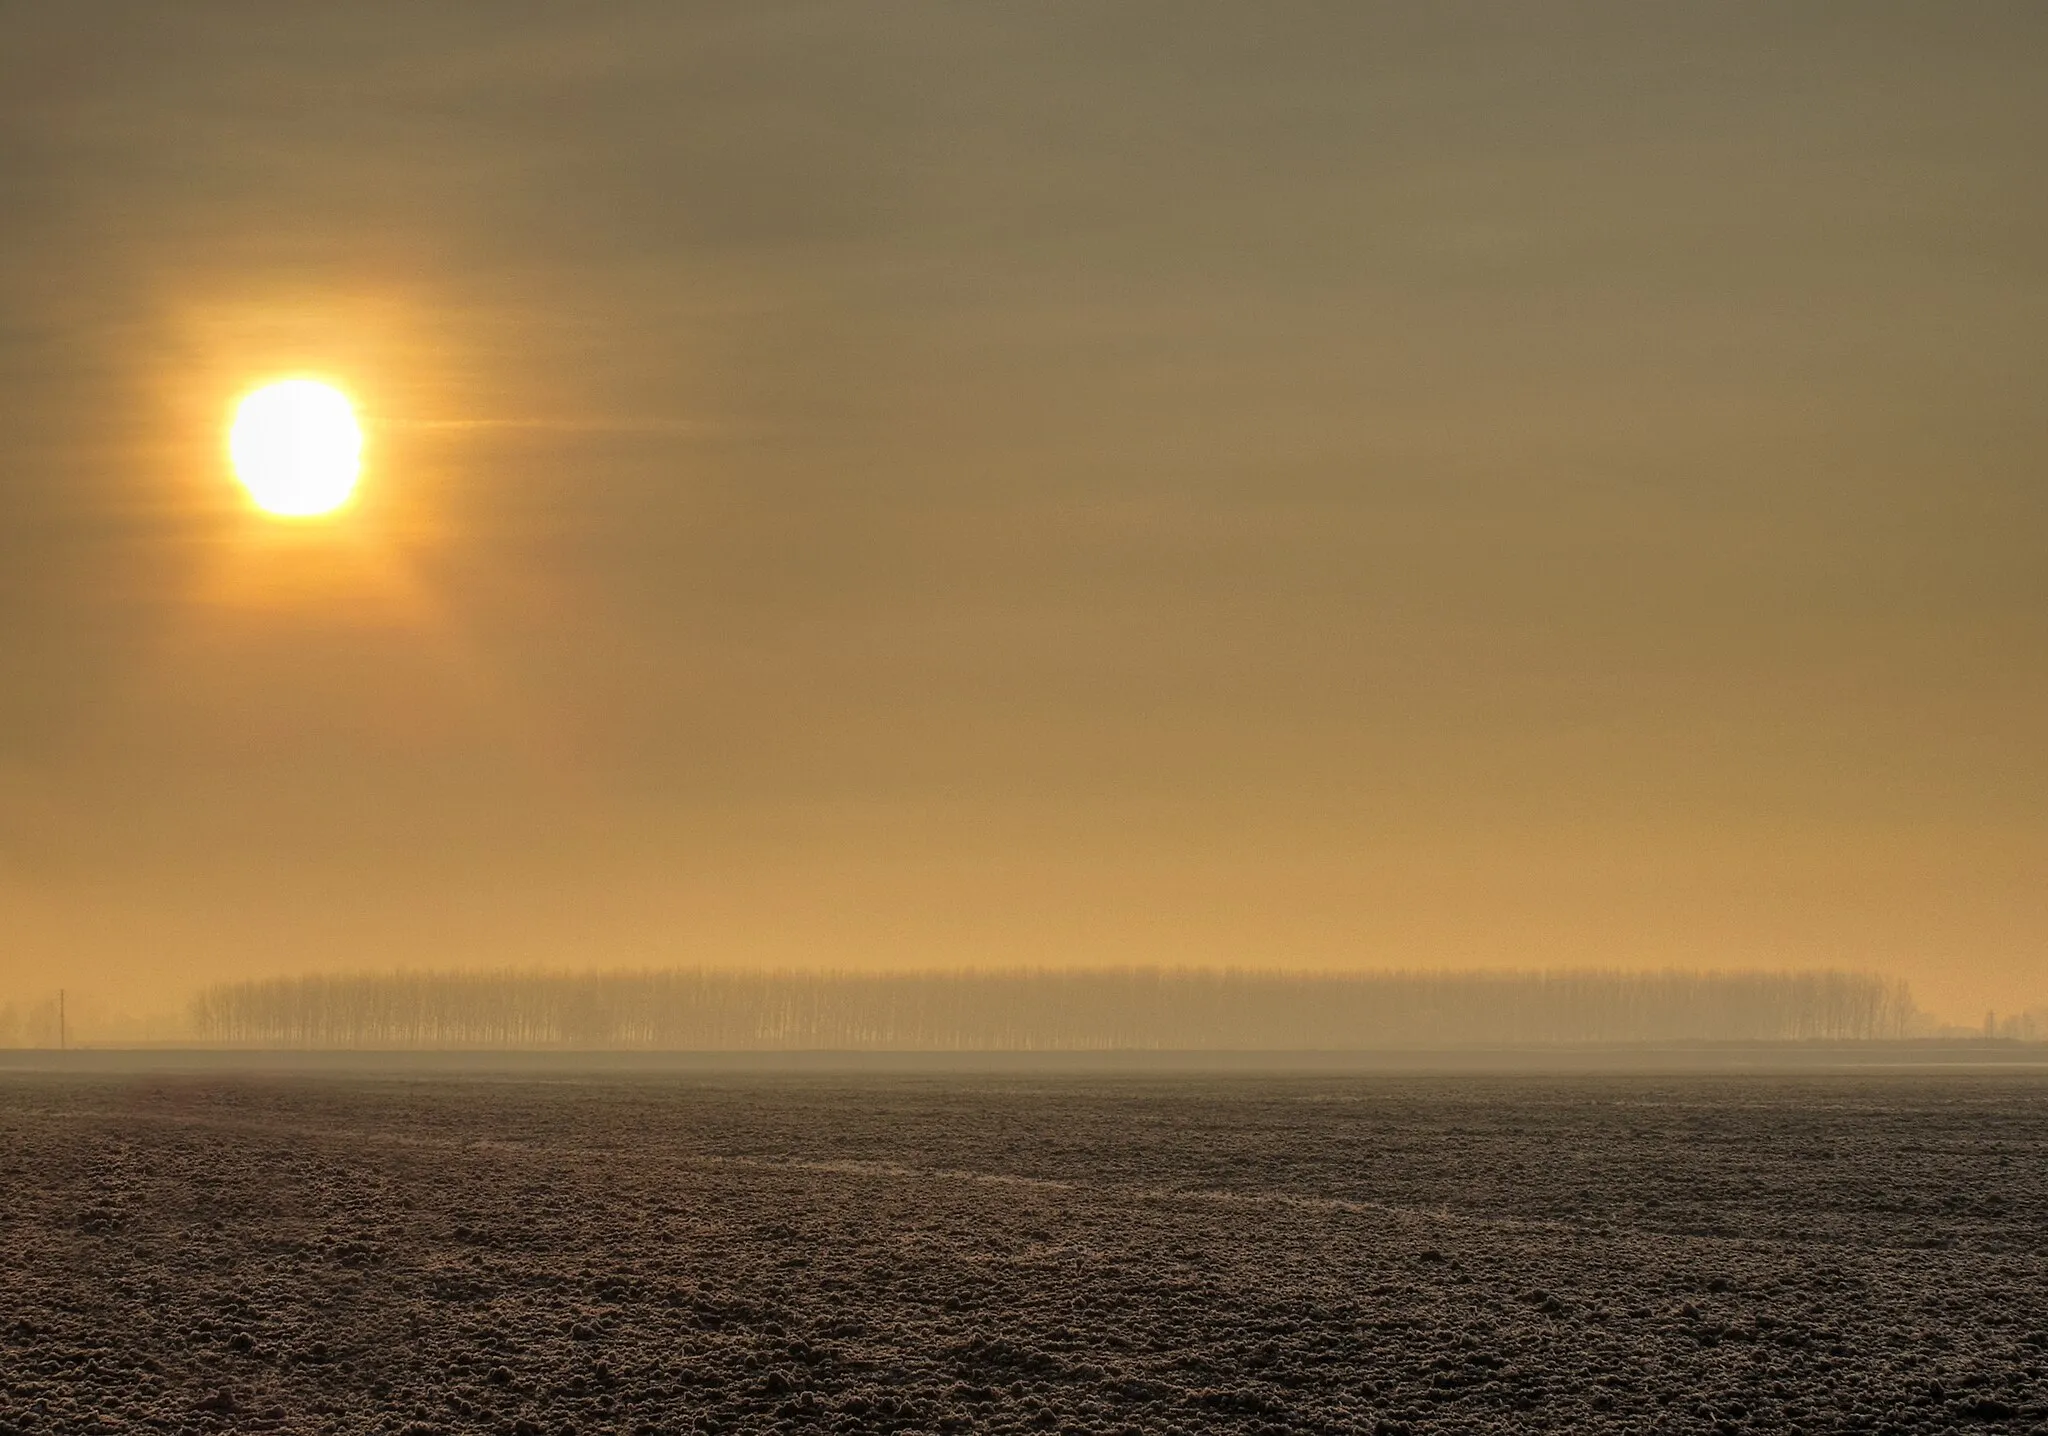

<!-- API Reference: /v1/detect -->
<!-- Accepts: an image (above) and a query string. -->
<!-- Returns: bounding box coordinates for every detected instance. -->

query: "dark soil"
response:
[1,1074,2044,1433]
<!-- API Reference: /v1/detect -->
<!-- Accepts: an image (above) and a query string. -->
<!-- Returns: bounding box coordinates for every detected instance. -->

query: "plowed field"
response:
[2,1074,2044,1433]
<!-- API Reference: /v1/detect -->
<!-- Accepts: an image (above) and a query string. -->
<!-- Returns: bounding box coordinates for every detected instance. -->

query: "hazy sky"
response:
[3,3,2044,1021]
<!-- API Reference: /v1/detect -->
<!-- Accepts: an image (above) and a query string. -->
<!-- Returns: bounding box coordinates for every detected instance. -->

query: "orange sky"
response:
[3,5,2045,1026]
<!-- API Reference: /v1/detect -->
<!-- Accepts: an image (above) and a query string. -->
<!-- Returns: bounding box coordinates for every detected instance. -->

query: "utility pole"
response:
[58,989,66,1051]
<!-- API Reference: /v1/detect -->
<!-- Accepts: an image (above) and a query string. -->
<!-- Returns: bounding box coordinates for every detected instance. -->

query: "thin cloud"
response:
[399,416,716,435]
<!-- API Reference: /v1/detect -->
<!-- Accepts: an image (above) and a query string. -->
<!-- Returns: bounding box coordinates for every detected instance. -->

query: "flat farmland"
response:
[2,1074,2045,1434]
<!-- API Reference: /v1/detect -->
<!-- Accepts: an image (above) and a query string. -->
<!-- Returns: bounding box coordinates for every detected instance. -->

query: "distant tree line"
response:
[0,998,63,1049]
[185,966,1919,1049]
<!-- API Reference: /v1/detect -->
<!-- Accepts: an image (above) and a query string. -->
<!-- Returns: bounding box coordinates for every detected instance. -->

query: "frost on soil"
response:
[0,1074,2044,1434]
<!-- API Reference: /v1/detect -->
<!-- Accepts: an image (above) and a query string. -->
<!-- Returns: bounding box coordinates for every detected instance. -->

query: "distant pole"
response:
[58,989,66,1051]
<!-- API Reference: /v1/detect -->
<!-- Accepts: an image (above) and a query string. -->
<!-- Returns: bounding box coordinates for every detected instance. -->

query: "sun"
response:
[229,379,363,517]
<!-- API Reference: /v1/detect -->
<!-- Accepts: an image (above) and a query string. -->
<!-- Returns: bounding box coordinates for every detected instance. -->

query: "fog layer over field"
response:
[184,967,1918,1050]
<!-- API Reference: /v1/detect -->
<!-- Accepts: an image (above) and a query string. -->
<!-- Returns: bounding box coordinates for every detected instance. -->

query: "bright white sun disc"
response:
[229,380,362,517]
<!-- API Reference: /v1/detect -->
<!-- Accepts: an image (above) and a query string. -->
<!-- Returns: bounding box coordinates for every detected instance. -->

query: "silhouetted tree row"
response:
[0,999,63,1049]
[186,966,1918,1049]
